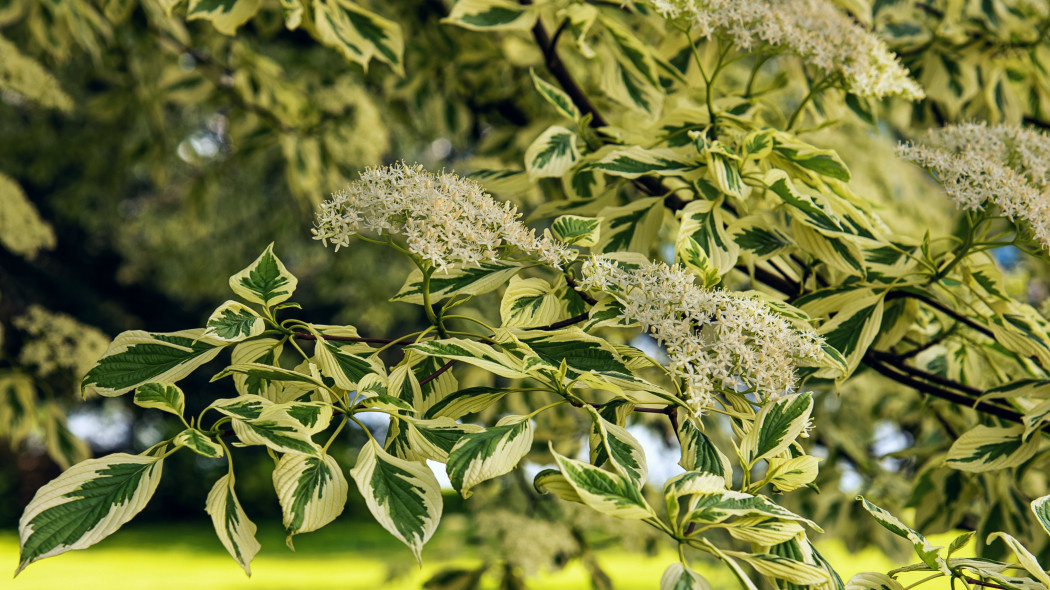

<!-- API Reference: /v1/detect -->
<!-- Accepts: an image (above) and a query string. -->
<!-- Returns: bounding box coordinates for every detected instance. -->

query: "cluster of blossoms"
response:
[897,123,1050,248]
[649,0,924,100]
[580,257,824,413]
[313,163,575,271]
[14,306,110,379]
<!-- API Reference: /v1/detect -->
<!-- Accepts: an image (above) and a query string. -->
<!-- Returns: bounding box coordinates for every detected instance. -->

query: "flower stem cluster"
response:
[313,163,574,271]
[897,123,1050,248]
[580,257,824,413]
[649,0,924,100]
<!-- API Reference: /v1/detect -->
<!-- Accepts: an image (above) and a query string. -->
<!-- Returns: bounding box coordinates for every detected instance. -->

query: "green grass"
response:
[1,520,960,589]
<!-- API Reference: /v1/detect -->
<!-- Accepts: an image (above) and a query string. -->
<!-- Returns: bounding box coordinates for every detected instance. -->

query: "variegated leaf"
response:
[186,0,261,36]
[741,392,813,465]
[443,0,536,30]
[945,425,1039,473]
[209,394,273,421]
[590,146,692,179]
[313,339,385,391]
[423,386,509,419]
[230,405,322,456]
[766,455,820,492]
[815,292,884,377]
[351,440,442,562]
[525,126,580,179]
[205,301,265,342]
[314,0,404,74]
[661,562,711,590]
[1032,494,1050,538]
[676,198,739,277]
[987,532,1050,588]
[550,447,655,520]
[205,474,261,576]
[724,517,805,546]
[599,48,662,115]
[667,473,819,531]
[228,243,298,309]
[134,382,185,418]
[534,468,584,503]
[530,69,580,119]
[857,496,948,575]
[407,338,525,379]
[729,215,794,260]
[230,338,285,399]
[499,276,573,329]
[392,261,523,305]
[18,454,164,574]
[727,551,830,586]
[446,415,533,498]
[845,572,905,590]
[174,428,225,459]
[401,416,484,462]
[0,373,36,442]
[594,197,665,254]
[586,405,647,485]
[273,453,348,548]
[551,215,601,247]
[677,418,733,488]
[82,329,226,397]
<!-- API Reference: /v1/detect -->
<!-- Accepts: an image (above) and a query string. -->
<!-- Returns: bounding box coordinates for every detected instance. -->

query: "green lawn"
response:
[1,520,956,589]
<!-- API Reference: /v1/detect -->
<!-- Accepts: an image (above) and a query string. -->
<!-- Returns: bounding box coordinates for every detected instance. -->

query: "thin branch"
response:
[864,352,1026,425]
[963,577,1010,590]
[886,290,994,340]
[539,313,589,331]
[419,360,457,387]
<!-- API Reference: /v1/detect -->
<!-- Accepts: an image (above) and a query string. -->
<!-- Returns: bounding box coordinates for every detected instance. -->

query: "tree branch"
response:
[864,351,1026,425]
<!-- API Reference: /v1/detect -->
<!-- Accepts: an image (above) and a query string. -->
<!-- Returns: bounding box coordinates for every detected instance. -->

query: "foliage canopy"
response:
[7,0,1050,588]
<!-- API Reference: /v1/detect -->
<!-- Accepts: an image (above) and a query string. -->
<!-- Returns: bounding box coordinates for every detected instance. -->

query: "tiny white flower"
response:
[313,163,575,271]
[649,0,924,100]
[897,123,1050,248]
[580,257,824,414]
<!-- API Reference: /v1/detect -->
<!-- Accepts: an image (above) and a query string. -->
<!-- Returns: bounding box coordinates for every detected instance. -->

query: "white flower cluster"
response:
[649,0,924,100]
[580,257,824,413]
[897,123,1050,248]
[313,163,575,271]
[14,306,110,379]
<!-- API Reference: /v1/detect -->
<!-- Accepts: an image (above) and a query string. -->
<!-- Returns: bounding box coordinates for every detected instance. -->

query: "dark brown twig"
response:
[419,360,457,386]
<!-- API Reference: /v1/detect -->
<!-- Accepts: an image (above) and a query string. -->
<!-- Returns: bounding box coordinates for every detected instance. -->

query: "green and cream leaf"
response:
[525,126,580,179]
[82,329,226,397]
[530,68,580,119]
[741,392,813,465]
[446,415,533,498]
[443,0,536,30]
[228,243,298,309]
[174,429,225,459]
[551,215,601,247]
[550,447,655,520]
[586,405,647,485]
[661,562,712,590]
[134,382,185,418]
[393,261,522,305]
[205,474,261,576]
[186,0,262,35]
[18,454,165,574]
[205,301,265,342]
[273,453,348,548]
[351,440,442,562]
[945,425,1039,473]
